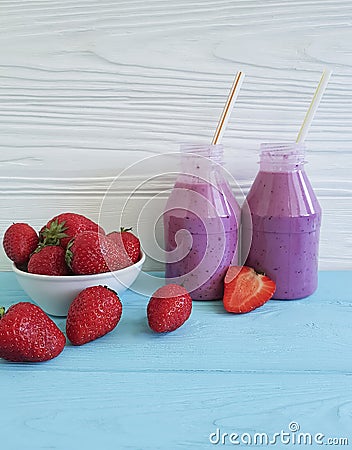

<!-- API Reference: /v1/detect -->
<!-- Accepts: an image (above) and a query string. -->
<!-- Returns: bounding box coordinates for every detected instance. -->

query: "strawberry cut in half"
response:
[223,266,276,314]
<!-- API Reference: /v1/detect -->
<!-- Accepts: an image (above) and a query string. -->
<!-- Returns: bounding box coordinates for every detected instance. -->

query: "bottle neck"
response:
[179,143,225,181]
[180,143,224,165]
[259,143,306,172]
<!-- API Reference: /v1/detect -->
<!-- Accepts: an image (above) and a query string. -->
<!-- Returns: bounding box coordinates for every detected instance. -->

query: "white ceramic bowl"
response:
[12,251,146,317]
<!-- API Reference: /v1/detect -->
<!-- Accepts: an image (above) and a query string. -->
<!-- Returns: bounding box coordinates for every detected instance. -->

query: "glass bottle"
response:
[164,143,240,300]
[242,143,322,299]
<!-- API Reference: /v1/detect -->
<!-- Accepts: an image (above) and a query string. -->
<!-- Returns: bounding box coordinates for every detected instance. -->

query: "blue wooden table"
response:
[1,271,351,450]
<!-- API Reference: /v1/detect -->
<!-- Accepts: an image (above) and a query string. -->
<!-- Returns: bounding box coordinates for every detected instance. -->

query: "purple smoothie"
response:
[164,145,240,300]
[242,144,321,299]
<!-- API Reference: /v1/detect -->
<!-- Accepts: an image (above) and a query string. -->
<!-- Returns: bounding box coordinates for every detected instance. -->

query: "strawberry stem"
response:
[32,242,46,254]
[120,227,133,233]
[65,239,74,269]
[0,307,5,319]
[102,285,118,296]
[40,219,68,246]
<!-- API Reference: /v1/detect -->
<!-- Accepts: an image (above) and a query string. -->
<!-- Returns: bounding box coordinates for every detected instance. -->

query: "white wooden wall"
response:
[1,0,351,271]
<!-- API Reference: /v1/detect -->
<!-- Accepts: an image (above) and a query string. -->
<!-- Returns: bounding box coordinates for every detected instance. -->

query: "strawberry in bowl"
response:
[12,249,145,317]
[3,214,145,316]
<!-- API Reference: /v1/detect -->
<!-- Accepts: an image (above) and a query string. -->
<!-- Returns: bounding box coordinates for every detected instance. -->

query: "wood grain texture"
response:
[0,0,351,270]
[1,271,351,449]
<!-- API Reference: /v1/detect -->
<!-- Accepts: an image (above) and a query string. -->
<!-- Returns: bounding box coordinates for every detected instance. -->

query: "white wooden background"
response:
[0,0,351,271]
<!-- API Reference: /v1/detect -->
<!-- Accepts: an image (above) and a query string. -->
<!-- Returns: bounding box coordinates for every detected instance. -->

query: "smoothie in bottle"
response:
[164,144,240,300]
[242,143,321,299]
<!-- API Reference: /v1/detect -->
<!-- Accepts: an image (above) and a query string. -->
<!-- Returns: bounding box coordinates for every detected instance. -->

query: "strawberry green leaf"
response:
[40,219,69,246]
[65,239,74,269]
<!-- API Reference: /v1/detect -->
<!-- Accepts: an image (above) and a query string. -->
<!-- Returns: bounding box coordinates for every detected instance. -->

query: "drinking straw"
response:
[211,71,245,145]
[296,69,332,144]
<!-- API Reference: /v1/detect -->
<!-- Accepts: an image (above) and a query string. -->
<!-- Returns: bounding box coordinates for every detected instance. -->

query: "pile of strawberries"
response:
[3,212,140,276]
[0,212,194,362]
[0,211,278,364]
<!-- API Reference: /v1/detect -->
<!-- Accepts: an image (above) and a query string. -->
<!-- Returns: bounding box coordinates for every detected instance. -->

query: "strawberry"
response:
[223,266,276,314]
[66,230,131,275]
[66,285,122,345]
[28,245,70,276]
[0,302,66,362]
[40,212,105,249]
[108,227,140,264]
[147,284,192,333]
[3,223,39,265]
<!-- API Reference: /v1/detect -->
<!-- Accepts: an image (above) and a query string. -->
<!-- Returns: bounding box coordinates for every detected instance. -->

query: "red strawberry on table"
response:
[0,302,66,362]
[3,223,39,265]
[147,284,192,333]
[66,285,122,345]
[40,212,105,249]
[223,266,276,314]
[108,227,140,264]
[28,245,70,276]
[66,230,131,275]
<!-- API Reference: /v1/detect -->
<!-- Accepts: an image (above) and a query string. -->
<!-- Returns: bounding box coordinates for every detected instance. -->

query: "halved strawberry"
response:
[223,266,276,314]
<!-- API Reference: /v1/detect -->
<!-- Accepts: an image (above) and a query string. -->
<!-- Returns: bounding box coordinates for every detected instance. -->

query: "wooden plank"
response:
[1,371,352,449]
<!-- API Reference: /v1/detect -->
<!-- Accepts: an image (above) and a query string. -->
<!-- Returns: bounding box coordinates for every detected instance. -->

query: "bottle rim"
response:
[259,142,306,171]
[180,142,224,164]
[260,142,305,153]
